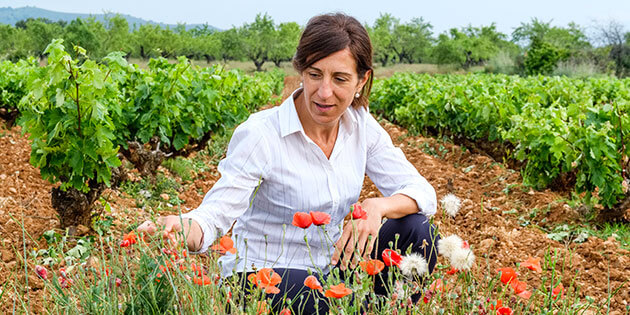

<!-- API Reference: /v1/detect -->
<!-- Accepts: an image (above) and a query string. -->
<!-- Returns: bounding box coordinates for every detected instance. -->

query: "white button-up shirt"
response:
[182,90,436,276]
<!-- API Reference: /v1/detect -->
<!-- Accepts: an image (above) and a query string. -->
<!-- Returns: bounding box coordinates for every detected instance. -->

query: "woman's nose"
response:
[317,78,333,100]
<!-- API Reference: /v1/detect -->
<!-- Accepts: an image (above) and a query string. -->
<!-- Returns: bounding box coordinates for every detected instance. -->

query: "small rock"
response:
[77,225,90,236]
[478,238,496,252]
[160,193,170,201]
[8,187,17,194]
[0,174,6,180]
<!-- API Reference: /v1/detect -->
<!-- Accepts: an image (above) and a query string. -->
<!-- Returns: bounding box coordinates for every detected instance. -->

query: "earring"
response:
[355,92,360,98]
[299,82,303,88]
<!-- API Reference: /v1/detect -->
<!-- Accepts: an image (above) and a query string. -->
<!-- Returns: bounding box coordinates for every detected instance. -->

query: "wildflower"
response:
[440,193,461,217]
[304,275,323,292]
[120,231,137,247]
[59,276,73,288]
[257,301,268,315]
[248,268,282,294]
[497,306,513,315]
[446,267,459,275]
[437,234,463,260]
[449,248,475,271]
[510,279,527,294]
[521,257,542,272]
[517,289,532,299]
[552,283,564,300]
[400,253,428,278]
[35,265,48,280]
[428,279,446,293]
[496,267,517,285]
[279,308,291,315]
[351,203,367,220]
[193,274,212,286]
[382,249,402,267]
[115,278,122,287]
[324,283,352,298]
[310,211,331,226]
[292,212,312,228]
[210,235,237,254]
[489,299,502,310]
[359,259,385,276]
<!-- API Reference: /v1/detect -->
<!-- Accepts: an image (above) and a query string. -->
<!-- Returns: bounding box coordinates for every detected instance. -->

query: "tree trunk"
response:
[120,139,169,177]
[0,107,20,127]
[254,60,265,72]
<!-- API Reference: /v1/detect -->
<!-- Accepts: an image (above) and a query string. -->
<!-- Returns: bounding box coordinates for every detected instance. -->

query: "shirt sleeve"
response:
[181,120,272,253]
[364,113,437,216]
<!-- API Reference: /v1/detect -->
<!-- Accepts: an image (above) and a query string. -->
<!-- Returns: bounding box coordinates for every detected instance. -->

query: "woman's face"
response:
[298,48,369,130]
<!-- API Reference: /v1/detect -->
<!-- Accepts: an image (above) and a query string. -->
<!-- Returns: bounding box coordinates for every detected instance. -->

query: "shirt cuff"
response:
[180,212,217,254]
[394,186,437,217]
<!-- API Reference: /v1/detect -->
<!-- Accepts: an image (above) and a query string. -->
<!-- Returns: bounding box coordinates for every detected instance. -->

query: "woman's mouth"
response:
[315,102,334,112]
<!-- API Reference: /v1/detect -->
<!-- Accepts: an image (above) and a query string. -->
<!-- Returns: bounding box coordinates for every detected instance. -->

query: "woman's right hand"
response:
[137,215,204,252]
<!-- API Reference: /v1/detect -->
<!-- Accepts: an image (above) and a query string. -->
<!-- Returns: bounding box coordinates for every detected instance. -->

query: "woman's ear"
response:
[357,69,372,91]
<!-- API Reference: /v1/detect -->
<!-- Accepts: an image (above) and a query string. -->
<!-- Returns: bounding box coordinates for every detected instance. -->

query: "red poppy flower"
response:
[257,301,268,315]
[211,235,237,254]
[304,275,323,291]
[310,211,331,226]
[35,265,48,280]
[359,259,385,275]
[429,278,446,293]
[382,249,402,267]
[120,231,137,247]
[279,308,291,315]
[497,307,513,315]
[248,268,282,294]
[292,212,312,228]
[115,278,122,287]
[325,283,353,298]
[489,299,502,310]
[194,274,212,285]
[496,267,517,285]
[510,279,526,292]
[552,283,564,300]
[351,203,367,220]
[446,267,459,275]
[517,289,532,299]
[521,257,542,272]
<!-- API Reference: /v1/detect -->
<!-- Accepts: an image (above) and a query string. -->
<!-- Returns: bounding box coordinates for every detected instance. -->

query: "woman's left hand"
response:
[331,197,388,270]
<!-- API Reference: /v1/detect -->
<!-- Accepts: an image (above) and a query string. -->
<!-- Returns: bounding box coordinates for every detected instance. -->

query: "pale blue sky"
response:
[2,0,629,37]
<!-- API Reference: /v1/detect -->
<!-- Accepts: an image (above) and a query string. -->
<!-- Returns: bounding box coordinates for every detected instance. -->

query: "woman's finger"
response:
[350,231,369,269]
[137,220,157,235]
[331,222,353,266]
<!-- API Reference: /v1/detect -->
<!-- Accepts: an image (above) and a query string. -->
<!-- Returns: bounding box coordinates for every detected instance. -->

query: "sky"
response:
[2,0,629,37]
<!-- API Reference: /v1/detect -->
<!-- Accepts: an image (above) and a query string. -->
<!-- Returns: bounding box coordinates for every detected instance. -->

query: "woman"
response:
[138,13,438,313]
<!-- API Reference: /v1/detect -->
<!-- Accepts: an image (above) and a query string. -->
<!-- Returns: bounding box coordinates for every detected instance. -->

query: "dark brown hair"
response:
[293,13,373,108]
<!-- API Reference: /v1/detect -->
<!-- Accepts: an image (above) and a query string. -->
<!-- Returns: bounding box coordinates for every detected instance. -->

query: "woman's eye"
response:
[309,72,320,78]
[335,77,347,82]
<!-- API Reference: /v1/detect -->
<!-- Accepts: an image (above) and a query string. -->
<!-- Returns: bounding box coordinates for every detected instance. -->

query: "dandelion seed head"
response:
[438,234,463,260]
[400,253,428,278]
[441,193,462,217]
[449,248,475,271]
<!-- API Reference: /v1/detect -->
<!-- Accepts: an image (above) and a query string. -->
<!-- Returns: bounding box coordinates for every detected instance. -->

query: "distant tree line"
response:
[1,13,629,76]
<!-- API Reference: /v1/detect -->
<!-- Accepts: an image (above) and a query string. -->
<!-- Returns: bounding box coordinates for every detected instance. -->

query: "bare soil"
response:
[0,76,628,313]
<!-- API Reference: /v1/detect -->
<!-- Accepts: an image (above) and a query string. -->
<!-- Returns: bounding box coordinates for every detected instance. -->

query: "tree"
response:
[132,24,163,59]
[23,19,64,59]
[595,20,630,77]
[240,13,276,71]
[269,22,301,67]
[370,13,398,66]
[391,18,433,63]
[104,14,132,57]
[432,24,512,68]
[63,18,103,58]
[216,28,243,62]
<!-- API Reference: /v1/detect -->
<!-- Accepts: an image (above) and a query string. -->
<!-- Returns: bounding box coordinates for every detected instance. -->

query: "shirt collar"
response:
[278,89,358,138]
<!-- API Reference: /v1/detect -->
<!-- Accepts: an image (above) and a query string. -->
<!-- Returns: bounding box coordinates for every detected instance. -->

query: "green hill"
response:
[0,6,219,31]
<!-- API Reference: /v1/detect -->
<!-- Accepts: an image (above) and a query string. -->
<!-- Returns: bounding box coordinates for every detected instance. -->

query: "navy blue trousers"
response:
[235,213,439,314]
